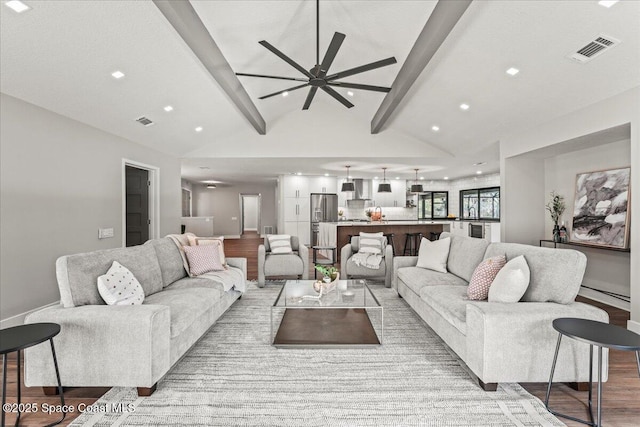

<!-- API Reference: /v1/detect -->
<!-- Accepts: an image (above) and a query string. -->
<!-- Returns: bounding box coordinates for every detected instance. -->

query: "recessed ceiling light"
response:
[282,91,289,97]
[444,177,449,180]
[431,125,440,132]
[206,184,217,189]
[195,126,203,132]
[111,70,125,79]
[506,67,520,76]
[347,91,354,97]
[324,173,329,177]
[374,176,379,179]
[5,0,30,13]
[476,170,482,175]
[460,103,470,111]
[598,0,619,7]
[395,177,400,180]
[296,172,302,176]
[164,105,173,112]
[419,177,424,180]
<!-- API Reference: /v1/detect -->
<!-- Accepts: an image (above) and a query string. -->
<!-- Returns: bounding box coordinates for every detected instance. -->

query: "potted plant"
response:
[545,191,566,242]
[314,265,339,282]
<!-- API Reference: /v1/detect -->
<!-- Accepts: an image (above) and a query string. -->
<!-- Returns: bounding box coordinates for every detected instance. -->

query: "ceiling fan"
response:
[236,0,397,110]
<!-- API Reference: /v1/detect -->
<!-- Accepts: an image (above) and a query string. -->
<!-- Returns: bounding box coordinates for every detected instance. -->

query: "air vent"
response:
[569,35,620,63]
[263,226,274,235]
[136,116,154,127]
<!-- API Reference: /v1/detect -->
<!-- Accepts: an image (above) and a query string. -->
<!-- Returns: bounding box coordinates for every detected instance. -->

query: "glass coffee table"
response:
[271,279,383,348]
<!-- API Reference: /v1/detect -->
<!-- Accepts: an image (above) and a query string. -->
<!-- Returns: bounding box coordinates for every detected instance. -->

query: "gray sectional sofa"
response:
[393,232,609,390]
[24,237,246,396]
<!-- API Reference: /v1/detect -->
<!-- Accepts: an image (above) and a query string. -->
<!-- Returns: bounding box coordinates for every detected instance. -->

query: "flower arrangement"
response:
[545,191,566,225]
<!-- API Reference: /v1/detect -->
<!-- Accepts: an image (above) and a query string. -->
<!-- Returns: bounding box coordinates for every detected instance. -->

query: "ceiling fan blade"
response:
[325,57,397,81]
[258,83,309,100]
[317,32,345,78]
[259,40,314,78]
[321,86,354,109]
[236,72,308,82]
[302,87,318,110]
[327,82,391,93]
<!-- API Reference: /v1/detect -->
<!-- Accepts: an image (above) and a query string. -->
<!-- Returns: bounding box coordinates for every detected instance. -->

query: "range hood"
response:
[346,179,372,205]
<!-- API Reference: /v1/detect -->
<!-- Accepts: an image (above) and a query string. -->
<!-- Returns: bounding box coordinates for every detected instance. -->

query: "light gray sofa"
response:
[257,235,308,287]
[24,237,246,396]
[393,232,609,390]
[341,236,394,287]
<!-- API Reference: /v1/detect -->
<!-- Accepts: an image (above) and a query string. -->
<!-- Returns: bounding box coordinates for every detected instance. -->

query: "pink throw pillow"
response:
[467,255,507,300]
[184,244,224,276]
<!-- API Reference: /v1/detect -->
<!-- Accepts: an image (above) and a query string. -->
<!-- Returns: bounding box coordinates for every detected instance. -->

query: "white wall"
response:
[545,139,631,308]
[500,86,639,331]
[242,195,259,231]
[192,181,276,236]
[0,94,181,323]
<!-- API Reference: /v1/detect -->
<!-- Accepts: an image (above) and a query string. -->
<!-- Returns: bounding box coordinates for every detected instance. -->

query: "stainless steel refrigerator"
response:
[310,193,338,246]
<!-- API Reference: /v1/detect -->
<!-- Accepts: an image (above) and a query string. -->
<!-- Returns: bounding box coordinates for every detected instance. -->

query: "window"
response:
[418,192,448,219]
[460,187,500,220]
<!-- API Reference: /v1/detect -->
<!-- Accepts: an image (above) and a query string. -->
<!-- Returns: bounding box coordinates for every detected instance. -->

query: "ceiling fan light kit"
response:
[377,167,392,193]
[236,0,397,110]
[341,165,355,192]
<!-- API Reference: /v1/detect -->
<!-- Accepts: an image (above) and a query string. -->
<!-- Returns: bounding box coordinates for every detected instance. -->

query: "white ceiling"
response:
[1,1,639,184]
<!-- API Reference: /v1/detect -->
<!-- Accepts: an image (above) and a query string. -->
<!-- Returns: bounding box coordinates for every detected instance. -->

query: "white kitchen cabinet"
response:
[337,179,350,207]
[284,198,310,221]
[309,176,337,194]
[283,175,309,198]
[284,221,310,246]
[371,179,406,207]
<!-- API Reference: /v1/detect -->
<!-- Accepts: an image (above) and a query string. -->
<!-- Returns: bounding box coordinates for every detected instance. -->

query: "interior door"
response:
[126,166,149,247]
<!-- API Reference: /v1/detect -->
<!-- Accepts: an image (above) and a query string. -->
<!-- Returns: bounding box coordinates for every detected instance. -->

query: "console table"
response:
[539,239,630,252]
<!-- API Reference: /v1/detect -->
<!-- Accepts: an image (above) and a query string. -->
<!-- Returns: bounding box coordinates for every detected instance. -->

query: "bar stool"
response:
[429,231,442,241]
[403,233,423,256]
[384,233,396,256]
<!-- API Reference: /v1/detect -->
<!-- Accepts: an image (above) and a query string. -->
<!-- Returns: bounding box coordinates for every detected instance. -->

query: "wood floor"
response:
[1,231,637,426]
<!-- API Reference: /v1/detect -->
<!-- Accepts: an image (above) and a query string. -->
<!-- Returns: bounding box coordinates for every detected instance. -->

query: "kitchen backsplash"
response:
[338,206,418,221]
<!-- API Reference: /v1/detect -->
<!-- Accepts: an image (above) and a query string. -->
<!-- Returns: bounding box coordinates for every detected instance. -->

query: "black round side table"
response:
[545,317,640,427]
[1,323,66,426]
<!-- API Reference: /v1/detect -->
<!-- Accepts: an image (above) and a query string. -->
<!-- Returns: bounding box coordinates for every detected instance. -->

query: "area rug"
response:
[71,282,564,426]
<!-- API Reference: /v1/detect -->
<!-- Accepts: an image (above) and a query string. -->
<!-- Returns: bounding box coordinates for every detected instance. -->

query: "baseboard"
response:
[0,301,60,329]
[578,287,630,312]
[224,235,241,239]
[628,320,640,334]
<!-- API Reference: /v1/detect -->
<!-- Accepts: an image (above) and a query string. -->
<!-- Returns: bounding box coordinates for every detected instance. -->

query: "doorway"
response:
[122,159,160,247]
[240,194,261,235]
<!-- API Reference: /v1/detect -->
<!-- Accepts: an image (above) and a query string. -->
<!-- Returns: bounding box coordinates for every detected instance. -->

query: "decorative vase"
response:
[553,224,561,243]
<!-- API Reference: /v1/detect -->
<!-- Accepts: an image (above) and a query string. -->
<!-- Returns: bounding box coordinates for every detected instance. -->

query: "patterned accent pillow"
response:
[194,237,226,267]
[97,261,145,305]
[268,235,293,254]
[488,255,531,303]
[467,255,507,300]
[184,244,225,276]
[358,232,385,255]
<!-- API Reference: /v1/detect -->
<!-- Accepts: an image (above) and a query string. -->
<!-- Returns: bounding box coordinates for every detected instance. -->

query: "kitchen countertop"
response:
[331,221,452,226]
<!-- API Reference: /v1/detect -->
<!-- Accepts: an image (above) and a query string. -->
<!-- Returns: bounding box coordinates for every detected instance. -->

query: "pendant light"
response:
[410,169,423,193]
[341,165,355,192]
[377,167,392,193]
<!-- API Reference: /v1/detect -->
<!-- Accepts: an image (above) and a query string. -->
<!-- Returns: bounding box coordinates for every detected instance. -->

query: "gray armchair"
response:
[258,235,309,287]
[341,236,393,287]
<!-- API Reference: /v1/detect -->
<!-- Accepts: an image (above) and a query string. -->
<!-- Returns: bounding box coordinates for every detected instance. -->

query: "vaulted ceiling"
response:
[1,1,639,184]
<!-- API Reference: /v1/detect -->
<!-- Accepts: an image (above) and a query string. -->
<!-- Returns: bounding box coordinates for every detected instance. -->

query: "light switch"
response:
[99,228,114,239]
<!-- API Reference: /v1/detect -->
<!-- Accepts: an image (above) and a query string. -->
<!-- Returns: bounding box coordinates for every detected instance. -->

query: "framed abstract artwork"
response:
[570,167,631,249]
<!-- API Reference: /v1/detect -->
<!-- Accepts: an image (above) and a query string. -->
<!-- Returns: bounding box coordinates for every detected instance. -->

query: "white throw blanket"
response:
[351,252,383,269]
[167,234,246,293]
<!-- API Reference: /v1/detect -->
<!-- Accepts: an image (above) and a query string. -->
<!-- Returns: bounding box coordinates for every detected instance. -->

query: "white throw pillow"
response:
[358,232,385,255]
[488,255,531,303]
[268,234,293,254]
[416,237,451,273]
[97,261,145,305]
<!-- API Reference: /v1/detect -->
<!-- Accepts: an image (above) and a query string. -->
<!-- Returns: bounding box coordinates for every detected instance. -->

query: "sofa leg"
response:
[137,383,157,397]
[566,382,590,391]
[42,386,61,396]
[478,379,498,391]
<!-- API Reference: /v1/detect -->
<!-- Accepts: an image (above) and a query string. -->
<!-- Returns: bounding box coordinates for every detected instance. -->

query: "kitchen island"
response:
[319,221,451,262]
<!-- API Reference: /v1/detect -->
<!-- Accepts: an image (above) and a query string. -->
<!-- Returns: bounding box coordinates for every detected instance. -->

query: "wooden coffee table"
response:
[271,280,383,348]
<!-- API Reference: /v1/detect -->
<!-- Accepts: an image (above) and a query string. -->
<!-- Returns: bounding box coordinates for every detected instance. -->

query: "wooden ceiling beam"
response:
[371,0,473,134]
[153,0,266,135]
